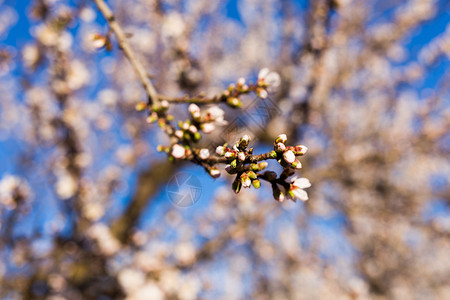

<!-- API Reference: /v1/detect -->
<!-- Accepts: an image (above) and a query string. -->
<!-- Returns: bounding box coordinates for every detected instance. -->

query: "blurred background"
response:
[0,0,449,299]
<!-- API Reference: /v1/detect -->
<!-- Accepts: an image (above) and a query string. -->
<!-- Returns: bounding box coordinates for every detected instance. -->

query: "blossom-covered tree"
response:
[0,0,449,299]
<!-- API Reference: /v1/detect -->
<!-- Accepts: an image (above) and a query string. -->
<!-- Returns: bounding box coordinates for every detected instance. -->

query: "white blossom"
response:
[22,44,40,68]
[258,68,281,89]
[206,106,226,124]
[200,122,215,133]
[55,174,78,199]
[258,68,270,81]
[290,177,311,201]
[162,12,185,39]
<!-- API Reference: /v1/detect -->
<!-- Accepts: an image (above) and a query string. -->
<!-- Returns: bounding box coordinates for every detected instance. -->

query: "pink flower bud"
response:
[275,134,287,144]
[193,111,201,119]
[291,159,302,169]
[181,122,189,130]
[161,100,169,108]
[90,33,107,49]
[199,149,210,160]
[209,167,220,178]
[238,152,246,162]
[275,142,286,152]
[224,151,237,159]
[188,104,200,114]
[283,150,296,164]
[175,130,183,139]
[294,145,308,155]
[256,88,268,99]
[237,77,246,86]
[171,144,186,159]
[241,174,251,188]
[189,125,197,133]
[216,146,225,156]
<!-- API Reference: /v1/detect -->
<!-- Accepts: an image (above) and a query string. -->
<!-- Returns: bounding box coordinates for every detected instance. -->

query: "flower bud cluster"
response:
[216,135,252,173]
[255,134,310,203]
[135,99,172,125]
[189,104,227,134]
[221,68,281,108]
[215,135,268,193]
[271,134,308,170]
[157,143,191,161]
[174,119,201,142]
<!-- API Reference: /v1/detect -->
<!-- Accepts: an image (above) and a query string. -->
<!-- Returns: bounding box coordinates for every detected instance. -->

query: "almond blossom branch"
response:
[156,82,272,105]
[163,133,310,202]
[89,5,309,202]
[93,0,160,106]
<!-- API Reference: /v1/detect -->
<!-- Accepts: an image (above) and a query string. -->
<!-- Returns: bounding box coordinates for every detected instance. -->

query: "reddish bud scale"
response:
[225,150,237,159]
[294,145,308,155]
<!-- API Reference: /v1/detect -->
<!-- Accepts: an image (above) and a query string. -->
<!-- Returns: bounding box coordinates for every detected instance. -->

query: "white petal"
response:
[293,177,311,189]
[201,123,215,133]
[207,106,224,119]
[258,68,270,80]
[266,72,281,88]
[293,188,309,201]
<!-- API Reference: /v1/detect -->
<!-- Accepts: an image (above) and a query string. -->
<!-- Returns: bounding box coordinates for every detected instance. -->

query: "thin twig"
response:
[157,93,224,104]
[93,0,160,105]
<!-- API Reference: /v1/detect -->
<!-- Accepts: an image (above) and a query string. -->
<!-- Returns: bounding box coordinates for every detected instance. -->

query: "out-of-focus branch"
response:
[93,0,160,106]
[111,160,178,243]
